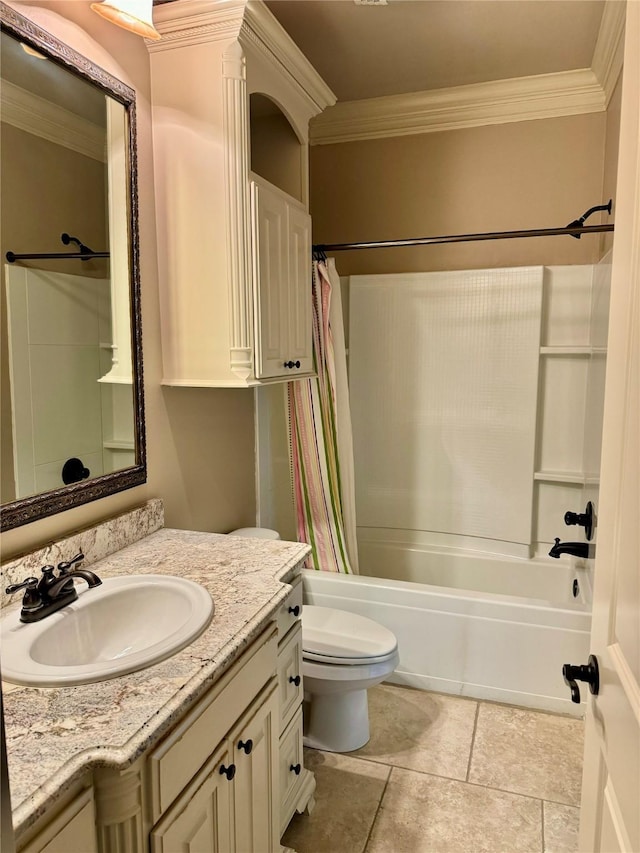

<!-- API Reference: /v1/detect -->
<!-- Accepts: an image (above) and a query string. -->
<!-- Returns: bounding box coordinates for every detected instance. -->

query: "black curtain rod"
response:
[5,233,109,264]
[313,223,614,254]
[6,251,109,263]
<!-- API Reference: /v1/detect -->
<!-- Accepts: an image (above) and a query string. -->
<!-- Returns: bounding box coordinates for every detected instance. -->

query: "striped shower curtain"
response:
[288,259,359,573]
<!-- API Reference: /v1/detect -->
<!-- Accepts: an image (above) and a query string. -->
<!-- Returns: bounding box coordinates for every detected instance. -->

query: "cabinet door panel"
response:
[277,622,304,732]
[20,789,97,853]
[231,683,279,853]
[252,183,288,378]
[287,205,312,373]
[150,743,232,853]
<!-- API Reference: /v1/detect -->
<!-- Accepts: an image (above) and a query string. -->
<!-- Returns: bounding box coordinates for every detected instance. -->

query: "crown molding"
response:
[591,0,626,104]
[241,1,336,112]
[310,68,605,145]
[147,0,246,51]
[148,0,336,114]
[0,80,106,161]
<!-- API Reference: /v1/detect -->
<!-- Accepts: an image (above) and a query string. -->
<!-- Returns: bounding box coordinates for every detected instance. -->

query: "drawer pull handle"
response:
[237,739,253,755]
[283,360,301,369]
[219,763,236,781]
[290,763,302,776]
[289,675,301,687]
[288,605,300,617]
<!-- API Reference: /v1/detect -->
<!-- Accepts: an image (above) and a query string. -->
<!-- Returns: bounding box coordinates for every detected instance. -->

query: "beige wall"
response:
[310,112,608,275]
[1,1,256,561]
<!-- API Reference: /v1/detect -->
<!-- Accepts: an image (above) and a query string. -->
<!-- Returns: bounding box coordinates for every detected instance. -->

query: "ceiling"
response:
[263,1,607,102]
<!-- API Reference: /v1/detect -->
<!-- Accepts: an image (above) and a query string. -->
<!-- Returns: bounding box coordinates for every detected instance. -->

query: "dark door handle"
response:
[290,763,301,775]
[563,654,599,703]
[289,675,301,687]
[288,605,300,617]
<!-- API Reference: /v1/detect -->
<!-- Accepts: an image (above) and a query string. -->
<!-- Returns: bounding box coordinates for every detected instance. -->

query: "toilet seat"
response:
[302,605,398,665]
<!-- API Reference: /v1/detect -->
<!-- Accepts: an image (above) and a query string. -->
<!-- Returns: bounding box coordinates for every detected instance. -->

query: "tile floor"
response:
[282,684,583,853]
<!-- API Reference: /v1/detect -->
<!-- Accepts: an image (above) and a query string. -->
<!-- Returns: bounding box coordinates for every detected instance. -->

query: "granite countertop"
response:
[2,527,310,838]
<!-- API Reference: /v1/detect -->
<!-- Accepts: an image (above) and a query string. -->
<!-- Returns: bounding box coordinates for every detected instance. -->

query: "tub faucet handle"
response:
[564,501,594,540]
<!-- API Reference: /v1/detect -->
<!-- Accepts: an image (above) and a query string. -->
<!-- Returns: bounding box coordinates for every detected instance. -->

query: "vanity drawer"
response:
[279,706,304,835]
[276,576,303,640]
[277,621,303,732]
[148,627,277,820]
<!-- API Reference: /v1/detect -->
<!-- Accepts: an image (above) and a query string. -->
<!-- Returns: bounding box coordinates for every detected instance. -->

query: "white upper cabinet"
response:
[148,0,335,387]
[252,176,312,379]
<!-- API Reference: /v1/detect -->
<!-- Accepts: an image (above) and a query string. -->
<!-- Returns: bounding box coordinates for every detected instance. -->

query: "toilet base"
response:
[303,688,370,753]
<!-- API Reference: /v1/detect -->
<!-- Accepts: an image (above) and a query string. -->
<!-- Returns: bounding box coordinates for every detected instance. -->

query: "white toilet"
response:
[301,605,399,753]
[228,527,400,753]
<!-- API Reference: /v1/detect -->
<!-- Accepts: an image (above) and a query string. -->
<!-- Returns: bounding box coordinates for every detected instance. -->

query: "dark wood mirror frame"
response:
[0,2,146,532]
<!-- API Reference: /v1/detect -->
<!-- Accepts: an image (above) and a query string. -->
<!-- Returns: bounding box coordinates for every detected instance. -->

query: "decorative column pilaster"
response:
[94,765,144,853]
[223,40,254,381]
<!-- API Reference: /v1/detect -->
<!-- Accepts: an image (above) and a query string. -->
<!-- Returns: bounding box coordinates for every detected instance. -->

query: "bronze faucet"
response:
[5,552,102,623]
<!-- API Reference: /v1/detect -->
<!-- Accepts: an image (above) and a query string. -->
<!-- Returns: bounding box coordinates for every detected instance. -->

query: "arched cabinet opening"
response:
[250,93,303,203]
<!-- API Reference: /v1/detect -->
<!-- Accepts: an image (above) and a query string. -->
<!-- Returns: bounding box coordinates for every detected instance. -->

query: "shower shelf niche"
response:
[534,471,585,485]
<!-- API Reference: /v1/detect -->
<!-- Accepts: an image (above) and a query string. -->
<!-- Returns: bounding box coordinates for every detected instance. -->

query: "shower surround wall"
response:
[349,264,599,565]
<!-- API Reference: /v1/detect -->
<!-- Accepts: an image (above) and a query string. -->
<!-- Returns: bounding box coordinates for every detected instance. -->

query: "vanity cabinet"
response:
[275,577,315,835]
[148,0,335,388]
[150,682,279,853]
[12,590,313,853]
[147,628,279,853]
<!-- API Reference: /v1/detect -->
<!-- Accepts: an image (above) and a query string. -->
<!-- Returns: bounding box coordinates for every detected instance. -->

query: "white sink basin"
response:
[0,575,214,687]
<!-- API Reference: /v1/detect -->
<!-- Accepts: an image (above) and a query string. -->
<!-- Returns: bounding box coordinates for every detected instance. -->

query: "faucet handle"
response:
[5,577,41,610]
[5,577,38,595]
[57,552,85,574]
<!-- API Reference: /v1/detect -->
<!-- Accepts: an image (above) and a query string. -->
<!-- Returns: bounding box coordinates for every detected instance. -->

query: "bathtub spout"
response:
[549,538,590,559]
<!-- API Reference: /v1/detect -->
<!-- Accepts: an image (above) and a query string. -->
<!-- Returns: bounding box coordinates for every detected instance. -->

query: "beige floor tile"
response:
[544,801,580,852]
[469,703,584,805]
[281,748,390,853]
[353,684,478,780]
[366,767,543,853]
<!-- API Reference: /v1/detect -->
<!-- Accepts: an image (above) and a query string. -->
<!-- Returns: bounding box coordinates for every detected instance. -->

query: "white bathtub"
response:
[301,543,591,717]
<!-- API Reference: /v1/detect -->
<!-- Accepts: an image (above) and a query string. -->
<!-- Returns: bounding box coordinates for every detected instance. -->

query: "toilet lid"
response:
[302,605,398,664]
[228,527,280,540]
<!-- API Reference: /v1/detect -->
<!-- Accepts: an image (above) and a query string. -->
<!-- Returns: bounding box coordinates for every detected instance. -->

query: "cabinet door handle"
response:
[219,763,236,781]
[290,763,301,776]
[289,675,301,687]
[283,360,302,369]
[237,739,253,755]
[288,605,300,617]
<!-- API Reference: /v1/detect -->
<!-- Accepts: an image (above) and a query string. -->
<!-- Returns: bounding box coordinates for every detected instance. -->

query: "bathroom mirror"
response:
[0,3,146,531]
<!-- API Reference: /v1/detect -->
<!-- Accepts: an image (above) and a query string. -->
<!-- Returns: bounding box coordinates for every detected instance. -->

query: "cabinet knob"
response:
[283,360,301,369]
[237,739,253,755]
[288,605,300,617]
[219,763,236,781]
[290,763,302,776]
[289,675,301,687]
